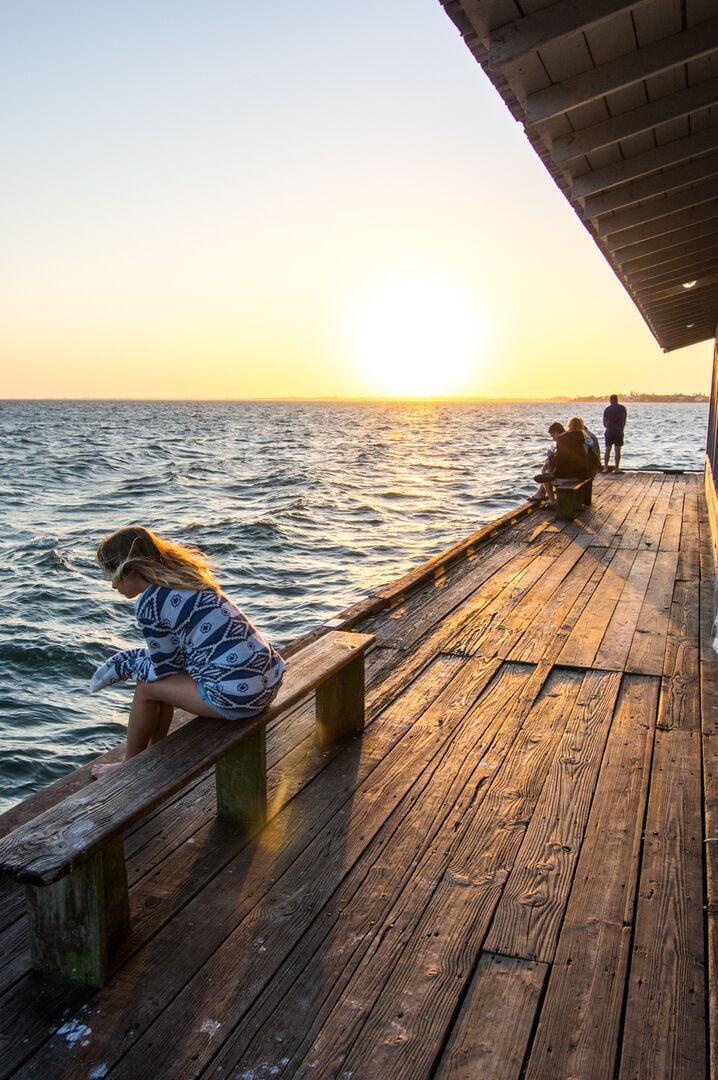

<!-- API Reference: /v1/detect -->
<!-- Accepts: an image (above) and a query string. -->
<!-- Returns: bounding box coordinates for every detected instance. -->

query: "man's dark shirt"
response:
[603,402,627,433]
[554,430,590,479]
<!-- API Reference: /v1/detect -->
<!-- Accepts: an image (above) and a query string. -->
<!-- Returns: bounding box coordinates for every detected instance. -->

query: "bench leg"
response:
[25,837,130,986]
[555,489,578,520]
[583,479,593,505]
[316,652,365,748]
[215,724,267,832]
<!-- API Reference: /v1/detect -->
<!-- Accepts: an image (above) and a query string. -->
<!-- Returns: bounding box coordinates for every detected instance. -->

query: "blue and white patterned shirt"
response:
[90,586,285,720]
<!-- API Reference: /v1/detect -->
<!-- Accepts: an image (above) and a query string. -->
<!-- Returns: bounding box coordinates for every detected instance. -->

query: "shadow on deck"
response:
[1,470,716,1079]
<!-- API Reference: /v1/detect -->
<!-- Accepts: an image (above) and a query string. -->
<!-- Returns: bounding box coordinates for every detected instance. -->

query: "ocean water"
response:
[0,399,708,812]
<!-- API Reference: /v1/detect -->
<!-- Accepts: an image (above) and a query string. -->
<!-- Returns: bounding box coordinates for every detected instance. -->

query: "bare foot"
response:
[91,762,123,780]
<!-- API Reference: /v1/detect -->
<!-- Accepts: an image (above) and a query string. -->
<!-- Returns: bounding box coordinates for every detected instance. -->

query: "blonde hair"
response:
[567,416,585,432]
[96,525,220,593]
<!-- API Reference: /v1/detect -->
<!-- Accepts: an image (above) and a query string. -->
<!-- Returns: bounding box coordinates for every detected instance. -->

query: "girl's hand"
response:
[89,647,148,692]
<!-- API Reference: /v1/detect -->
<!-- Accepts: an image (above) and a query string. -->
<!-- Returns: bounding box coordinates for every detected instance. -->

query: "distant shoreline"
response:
[0,394,710,405]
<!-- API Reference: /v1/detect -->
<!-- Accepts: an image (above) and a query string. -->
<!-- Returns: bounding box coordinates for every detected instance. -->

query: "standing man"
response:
[603,394,627,472]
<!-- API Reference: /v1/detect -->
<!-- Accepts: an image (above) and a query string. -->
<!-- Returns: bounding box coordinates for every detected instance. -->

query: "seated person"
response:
[569,416,601,476]
[535,420,589,506]
[531,422,564,503]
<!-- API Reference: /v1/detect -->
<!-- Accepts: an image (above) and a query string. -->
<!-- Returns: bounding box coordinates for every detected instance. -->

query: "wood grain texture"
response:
[619,728,706,1080]
[203,665,547,1080]
[624,550,679,675]
[435,953,547,1079]
[593,548,656,670]
[524,674,658,1080]
[314,670,580,1080]
[484,669,622,961]
[558,548,637,667]
[658,577,700,731]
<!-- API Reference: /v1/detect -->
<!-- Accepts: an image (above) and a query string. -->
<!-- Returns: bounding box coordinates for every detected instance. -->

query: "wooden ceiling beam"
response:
[651,311,718,335]
[612,219,718,264]
[488,0,651,70]
[581,151,718,218]
[659,327,716,351]
[629,254,718,289]
[597,177,718,238]
[607,200,718,252]
[626,251,716,287]
[552,77,718,164]
[644,293,718,321]
[526,16,718,124]
[637,273,718,304]
[618,232,718,273]
[659,317,716,332]
[571,125,718,199]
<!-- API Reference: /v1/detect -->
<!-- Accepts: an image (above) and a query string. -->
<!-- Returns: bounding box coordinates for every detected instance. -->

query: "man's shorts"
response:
[605,430,624,447]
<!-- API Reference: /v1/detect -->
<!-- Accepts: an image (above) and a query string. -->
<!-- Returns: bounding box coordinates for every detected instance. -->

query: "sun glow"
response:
[349,276,482,397]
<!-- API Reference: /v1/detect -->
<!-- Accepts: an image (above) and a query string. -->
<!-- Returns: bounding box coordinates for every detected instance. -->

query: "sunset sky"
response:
[2,1,712,400]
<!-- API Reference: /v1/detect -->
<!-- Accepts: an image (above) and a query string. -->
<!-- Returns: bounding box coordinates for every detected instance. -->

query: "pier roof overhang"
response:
[441,0,718,352]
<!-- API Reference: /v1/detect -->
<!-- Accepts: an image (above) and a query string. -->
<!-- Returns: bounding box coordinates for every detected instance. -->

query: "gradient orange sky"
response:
[1,2,712,400]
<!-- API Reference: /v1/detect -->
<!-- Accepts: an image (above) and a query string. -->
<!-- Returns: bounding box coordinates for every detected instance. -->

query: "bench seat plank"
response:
[0,631,373,888]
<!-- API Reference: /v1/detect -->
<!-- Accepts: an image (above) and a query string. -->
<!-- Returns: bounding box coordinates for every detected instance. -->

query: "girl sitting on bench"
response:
[90,525,285,779]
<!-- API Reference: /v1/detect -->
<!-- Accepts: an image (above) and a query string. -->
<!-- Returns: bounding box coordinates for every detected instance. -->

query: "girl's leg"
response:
[91,674,226,778]
[149,701,174,745]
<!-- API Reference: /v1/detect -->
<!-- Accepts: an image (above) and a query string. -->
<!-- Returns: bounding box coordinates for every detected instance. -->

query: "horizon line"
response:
[0,393,710,404]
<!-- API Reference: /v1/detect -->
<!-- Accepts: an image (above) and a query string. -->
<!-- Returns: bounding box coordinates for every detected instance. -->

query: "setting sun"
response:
[349,275,483,397]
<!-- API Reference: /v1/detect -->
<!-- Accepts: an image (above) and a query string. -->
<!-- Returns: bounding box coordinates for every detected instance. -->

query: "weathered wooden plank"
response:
[298,670,580,1080]
[593,549,656,670]
[698,512,718,1080]
[624,550,679,675]
[442,555,556,657]
[576,474,648,550]
[658,577,700,731]
[368,542,532,648]
[200,664,551,1080]
[676,486,700,580]
[618,728,706,1080]
[455,538,588,660]
[660,513,684,551]
[558,548,637,668]
[524,675,658,1080]
[499,539,586,632]
[434,953,547,1079]
[616,477,664,550]
[0,917,29,997]
[361,555,536,719]
[508,545,616,664]
[484,669,622,961]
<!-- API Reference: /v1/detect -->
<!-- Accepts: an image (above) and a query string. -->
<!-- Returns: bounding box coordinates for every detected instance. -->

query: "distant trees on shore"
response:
[551,393,708,404]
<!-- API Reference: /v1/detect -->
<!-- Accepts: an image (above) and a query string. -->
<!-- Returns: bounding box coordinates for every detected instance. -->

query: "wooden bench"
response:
[0,629,374,986]
[554,477,593,520]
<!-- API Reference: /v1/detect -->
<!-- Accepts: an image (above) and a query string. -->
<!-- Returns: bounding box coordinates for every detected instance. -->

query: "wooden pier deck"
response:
[1,469,716,1079]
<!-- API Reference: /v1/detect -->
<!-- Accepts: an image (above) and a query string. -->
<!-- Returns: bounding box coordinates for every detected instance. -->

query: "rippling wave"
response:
[0,398,708,811]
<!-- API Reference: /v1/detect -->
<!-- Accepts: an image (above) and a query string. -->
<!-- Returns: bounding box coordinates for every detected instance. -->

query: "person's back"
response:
[603,401,627,431]
[603,394,628,471]
[554,429,590,479]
